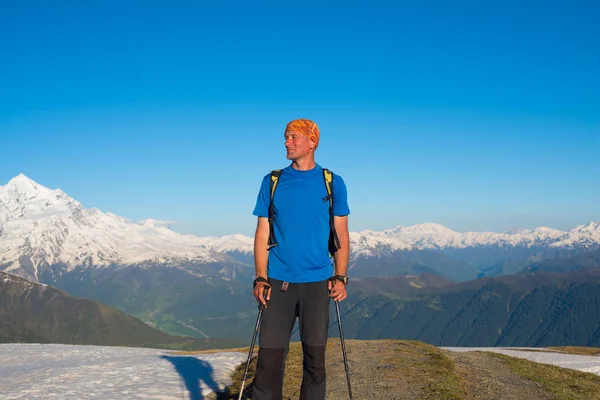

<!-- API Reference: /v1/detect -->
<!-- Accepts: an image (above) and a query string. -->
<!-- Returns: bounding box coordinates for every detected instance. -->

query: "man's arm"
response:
[253,216,271,306]
[333,215,349,276]
[329,215,349,301]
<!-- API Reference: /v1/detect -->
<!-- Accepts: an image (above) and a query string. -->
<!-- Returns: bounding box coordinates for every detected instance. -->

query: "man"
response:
[251,118,350,399]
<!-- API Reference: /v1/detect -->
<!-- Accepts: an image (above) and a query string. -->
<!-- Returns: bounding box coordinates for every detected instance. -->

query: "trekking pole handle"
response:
[259,285,271,310]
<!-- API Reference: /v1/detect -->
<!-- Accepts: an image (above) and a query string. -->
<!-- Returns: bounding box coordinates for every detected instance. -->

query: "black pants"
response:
[252,278,330,400]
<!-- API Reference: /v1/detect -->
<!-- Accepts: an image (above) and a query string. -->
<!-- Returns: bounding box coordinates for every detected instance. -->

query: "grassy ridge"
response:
[490,352,600,400]
[221,339,468,399]
[215,340,600,400]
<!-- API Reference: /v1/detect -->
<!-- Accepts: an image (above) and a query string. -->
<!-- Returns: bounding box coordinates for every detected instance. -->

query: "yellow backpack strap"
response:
[322,168,341,255]
[270,170,281,200]
[267,170,282,249]
[323,169,333,198]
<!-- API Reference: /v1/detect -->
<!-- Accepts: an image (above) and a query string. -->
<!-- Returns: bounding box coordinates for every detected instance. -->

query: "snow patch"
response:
[443,347,600,376]
[0,343,245,399]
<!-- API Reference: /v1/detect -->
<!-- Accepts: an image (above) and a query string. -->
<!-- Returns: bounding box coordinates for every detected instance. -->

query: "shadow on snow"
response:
[161,355,226,400]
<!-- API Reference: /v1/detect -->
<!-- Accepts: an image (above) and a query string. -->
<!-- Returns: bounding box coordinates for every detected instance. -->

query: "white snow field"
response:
[0,343,246,399]
[443,347,600,375]
[2,344,600,399]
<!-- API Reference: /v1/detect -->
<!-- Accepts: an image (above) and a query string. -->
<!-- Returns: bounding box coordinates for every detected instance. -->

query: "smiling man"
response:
[251,118,350,399]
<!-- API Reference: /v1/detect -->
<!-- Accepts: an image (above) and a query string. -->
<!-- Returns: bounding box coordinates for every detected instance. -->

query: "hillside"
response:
[0,271,241,350]
[223,339,600,399]
[339,268,600,347]
[50,267,600,348]
[526,248,600,273]
[51,265,255,339]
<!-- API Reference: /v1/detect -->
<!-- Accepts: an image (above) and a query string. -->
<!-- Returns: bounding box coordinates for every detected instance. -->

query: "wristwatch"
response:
[332,275,348,285]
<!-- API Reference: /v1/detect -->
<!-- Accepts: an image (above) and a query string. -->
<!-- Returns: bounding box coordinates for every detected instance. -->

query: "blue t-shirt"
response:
[253,164,350,283]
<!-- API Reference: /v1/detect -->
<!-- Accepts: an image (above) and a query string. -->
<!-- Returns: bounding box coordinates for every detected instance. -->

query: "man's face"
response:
[284,131,314,160]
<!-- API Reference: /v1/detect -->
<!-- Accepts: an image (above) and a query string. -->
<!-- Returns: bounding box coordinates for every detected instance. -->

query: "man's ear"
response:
[309,139,316,149]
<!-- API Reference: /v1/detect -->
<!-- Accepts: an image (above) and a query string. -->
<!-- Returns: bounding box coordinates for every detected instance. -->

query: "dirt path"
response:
[325,340,425,400]
[326,340,555,400]
[224,339,600,399]
[447,351,554,400]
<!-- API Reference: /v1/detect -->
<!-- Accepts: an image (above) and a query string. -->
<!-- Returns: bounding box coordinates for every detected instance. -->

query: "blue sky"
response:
[1,0,598,236]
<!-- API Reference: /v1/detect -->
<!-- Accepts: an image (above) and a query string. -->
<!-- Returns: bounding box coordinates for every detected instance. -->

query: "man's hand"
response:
[253,282,271,308]
[328,279,347,302]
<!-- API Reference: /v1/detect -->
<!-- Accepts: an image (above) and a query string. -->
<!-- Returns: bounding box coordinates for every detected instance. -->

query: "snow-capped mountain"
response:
[153,221,600,260]
[352,222,599,252]
[0,174,231,281]
[1,174,599,282]
[188,221,600,259]
[196,234,254,254]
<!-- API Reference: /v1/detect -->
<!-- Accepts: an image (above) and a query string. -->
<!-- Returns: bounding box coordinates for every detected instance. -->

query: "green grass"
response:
[221,339,469,400]
[219,341,319,399]
[385,340,468,400]
[489,352,600,400]
[219,340,600,400]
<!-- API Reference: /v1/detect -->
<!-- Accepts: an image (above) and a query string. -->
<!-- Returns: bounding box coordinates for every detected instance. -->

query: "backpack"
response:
[267,168,341,256]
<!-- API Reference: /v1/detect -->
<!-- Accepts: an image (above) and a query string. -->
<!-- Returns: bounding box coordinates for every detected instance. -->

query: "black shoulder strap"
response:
[267,170,282,249]
[323,168,341,255]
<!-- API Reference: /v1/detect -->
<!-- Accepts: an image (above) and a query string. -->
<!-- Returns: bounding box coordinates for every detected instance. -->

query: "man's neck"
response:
[290,158,316,171]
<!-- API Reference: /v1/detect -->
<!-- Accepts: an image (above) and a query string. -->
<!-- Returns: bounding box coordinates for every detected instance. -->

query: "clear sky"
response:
[1,0,598,236]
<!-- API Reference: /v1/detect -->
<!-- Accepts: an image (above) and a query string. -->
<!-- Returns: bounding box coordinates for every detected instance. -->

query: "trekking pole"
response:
[238,286,270,400]
[335,299,353,400]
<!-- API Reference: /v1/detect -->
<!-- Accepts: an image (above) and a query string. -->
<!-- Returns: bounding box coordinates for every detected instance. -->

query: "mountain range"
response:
[1,174,598,283]
[2,174,600,344]
[340,266,600,347]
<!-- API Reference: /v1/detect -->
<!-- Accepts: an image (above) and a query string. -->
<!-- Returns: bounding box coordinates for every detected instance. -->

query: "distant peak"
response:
[410,222,456,232]
[384,222,457,237]
[533,226,562,233]
[504,227,529,235]
[417,222,449,228]
[1,175,77,207]
[5,174,41,193]
[572,221,600,232]
[140,218,157,227]
[138,218,175,229]
[8,173,36,184]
